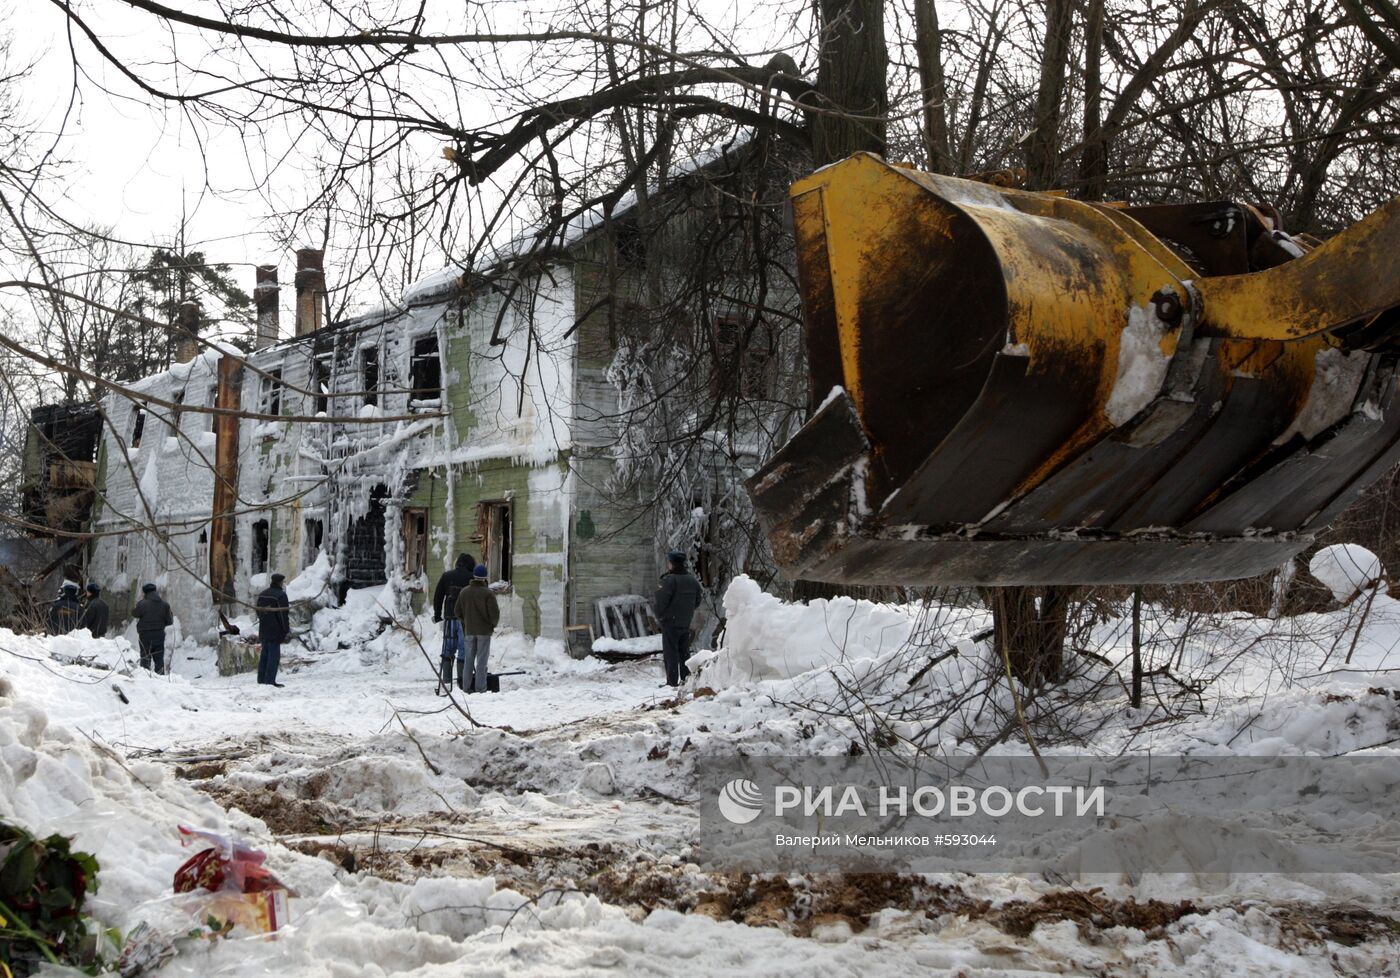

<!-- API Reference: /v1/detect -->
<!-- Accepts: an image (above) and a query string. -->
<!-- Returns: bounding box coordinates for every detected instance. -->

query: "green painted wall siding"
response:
[406,456,570,638]
[565,255,664,630]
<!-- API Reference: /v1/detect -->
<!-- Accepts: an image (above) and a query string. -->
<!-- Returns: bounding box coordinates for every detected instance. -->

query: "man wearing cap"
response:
[452,564,500,693]
[132,583,174,673]
[78,582,109,639]
[256,573,291,687]
[47,581,82,635]
[654,550,702,687]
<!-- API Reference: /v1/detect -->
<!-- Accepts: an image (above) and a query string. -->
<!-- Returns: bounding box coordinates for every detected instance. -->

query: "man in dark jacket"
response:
[47,582,82,636]
[432,553,475,693]
[256,573,291,687]
[654,550,702,686]
[78,583,109,638]
[132,583,174,673]
[453,564,500,693]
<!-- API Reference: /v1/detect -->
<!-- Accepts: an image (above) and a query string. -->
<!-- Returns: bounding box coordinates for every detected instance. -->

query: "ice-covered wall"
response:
[226,267,575,632]
[415,268,576,637]
[88,265,581,641]
[88,351,225,640]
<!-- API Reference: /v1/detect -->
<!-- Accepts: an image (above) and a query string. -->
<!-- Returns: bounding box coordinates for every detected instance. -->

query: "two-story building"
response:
[83,143,806,645]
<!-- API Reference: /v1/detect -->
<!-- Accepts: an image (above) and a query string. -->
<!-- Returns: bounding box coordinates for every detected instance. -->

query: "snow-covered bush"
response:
[1308,544,1386,605]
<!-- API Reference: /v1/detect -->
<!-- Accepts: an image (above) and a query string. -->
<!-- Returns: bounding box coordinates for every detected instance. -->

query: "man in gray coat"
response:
[452,564,500,693]
[132,582,174,673]
[654,550,702,687]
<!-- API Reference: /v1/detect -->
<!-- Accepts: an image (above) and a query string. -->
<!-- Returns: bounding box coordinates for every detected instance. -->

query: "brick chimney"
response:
[254,265,279,350]
[174,301,200,364]
[294,248,325,336]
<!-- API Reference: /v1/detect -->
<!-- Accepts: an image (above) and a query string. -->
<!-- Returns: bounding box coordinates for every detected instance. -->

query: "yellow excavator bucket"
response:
[749,153,1400,585]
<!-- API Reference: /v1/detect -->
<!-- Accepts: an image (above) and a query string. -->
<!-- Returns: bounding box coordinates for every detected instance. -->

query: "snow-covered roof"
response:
[399,135,757,307]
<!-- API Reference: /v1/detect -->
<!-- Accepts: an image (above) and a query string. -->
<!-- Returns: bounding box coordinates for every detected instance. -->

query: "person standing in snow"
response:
[453,564,499,693]
[432,552,475,693]
[47,582,82,635]
[654,550,702,687]
[78,582,109,638]
[132,583,174,673]
[256,573,291,687]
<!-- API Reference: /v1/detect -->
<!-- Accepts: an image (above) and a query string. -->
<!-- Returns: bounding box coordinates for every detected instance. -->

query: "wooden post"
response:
[1131,586,1143,708]
[210,353,243,608]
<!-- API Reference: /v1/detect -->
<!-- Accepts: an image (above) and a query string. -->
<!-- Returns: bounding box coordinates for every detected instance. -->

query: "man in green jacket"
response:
[452,564,500,693]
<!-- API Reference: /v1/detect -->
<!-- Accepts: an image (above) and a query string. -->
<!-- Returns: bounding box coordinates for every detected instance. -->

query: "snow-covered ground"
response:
[3,577,1399,976]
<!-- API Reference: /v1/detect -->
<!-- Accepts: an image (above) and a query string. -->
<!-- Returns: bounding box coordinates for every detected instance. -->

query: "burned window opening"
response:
[303,518,324,566]
[712,316,773,400]
[361,347,380,406]
[402,508,428,577]
[476,500,513,583]
[251,519,270,575]
[409,335,441,409]
[344,484,389,591]
[612,218,646,267]
[207,386,219,430]
[171,391,184,431]
[260,368,283,416]
[130,407,145,448]
[312,355,332,414]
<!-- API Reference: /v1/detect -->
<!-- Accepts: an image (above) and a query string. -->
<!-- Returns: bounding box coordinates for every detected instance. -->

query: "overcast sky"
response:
[11,0,816,330]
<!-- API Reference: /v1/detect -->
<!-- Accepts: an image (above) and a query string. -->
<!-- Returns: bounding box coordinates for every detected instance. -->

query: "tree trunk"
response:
[793,0,888,598]
[811,0,889,166]
[1130,586,1143,707]
[913,0,952,173]
[1079,0,1106,199]
[1025,0,1075,190]
[990,585,1070,685]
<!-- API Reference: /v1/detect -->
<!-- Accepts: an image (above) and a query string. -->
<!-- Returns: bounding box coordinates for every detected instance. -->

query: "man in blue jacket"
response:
[432,553,475,694]
[256,573,291,687]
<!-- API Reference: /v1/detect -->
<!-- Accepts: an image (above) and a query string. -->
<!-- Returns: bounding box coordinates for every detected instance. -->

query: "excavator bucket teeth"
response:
[750,153,1400,586]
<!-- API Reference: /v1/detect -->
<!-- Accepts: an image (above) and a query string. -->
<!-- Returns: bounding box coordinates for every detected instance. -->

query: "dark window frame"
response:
[260,368,283,416]
[409,334,442,409]
[361,346,380,407]
[251,518,270,575]
[402,508,429,577]
[311,355,332,414]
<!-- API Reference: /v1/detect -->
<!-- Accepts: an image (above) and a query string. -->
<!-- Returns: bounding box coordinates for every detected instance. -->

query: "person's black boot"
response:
[456,657,469,692]
[438,656,454,694]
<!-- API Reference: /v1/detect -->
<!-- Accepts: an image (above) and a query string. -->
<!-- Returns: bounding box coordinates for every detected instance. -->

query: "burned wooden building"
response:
[80,144,804,643]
